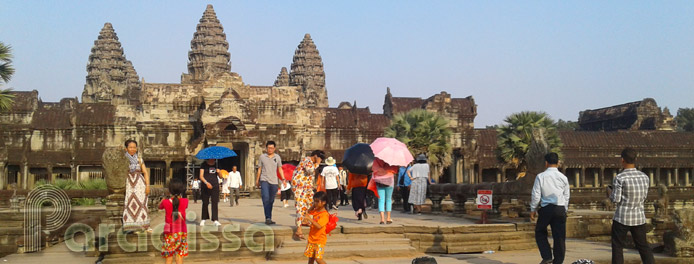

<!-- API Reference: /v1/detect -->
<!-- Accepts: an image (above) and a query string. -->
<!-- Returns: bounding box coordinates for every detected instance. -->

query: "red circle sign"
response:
[480,195,489,204]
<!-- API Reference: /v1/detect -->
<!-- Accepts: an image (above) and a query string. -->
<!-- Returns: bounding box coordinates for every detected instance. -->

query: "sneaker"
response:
[283,204,289,208]
[199,220,206,226]
[213,221,221,227]
[265,219,276,225]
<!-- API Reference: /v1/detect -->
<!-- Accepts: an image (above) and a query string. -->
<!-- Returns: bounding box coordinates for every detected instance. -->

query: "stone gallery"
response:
[1,4,693,197]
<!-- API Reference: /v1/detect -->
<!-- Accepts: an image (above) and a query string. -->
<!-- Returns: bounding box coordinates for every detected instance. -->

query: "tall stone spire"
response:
[81,22,141,105]
[183,4,231,83]
[273,67,289,86]
[289,33,328,108]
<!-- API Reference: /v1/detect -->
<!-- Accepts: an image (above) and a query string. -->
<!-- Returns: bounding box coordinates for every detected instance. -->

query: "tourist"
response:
[408,156,430,215]
[159,180,188,264]
[303,191,330,264]
[291,150,325,240]
[255,141,286,225]
[607,148,655,264]
[280,178,292,208]
[338,166,349,207]
[221,171,231,203]
[191,178,200,204]
[122,139,151,233]
[321,157,340,210]
[347,172,369,220]
[228,166,242,207]
[398,162,413,213]
[530,152,570,264]
[199,159,221,227]
[372,157,398,224]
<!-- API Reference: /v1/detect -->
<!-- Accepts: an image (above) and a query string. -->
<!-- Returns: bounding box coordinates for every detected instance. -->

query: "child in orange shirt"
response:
[303,191,329,264]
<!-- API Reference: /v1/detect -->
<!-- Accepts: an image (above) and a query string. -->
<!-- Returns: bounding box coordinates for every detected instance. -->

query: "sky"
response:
[1,1,693,127]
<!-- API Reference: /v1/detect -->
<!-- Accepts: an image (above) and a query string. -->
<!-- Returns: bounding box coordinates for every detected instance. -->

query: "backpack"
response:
[325,213,339,235]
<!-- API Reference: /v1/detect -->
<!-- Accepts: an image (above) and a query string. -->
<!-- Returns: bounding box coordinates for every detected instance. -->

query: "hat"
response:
[416,154,427,162]
[325,157,336,166]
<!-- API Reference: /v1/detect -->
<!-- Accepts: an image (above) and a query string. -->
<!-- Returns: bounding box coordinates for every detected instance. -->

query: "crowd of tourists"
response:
[122,138,655,264]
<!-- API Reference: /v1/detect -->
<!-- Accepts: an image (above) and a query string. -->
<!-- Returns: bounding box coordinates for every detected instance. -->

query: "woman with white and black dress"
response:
[408,154,431,215]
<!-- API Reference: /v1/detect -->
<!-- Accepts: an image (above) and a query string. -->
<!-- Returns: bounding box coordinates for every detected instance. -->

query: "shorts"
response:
[304,243,325,259]
[161,232,188,258]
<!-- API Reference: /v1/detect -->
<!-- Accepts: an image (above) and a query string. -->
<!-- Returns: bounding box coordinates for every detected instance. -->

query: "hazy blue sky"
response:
[2,1,693,127]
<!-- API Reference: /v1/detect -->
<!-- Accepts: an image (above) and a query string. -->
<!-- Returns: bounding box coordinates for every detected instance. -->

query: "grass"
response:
[33,179,108,206]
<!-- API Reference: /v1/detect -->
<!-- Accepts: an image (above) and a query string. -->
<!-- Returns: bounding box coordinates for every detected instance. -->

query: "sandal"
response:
[379,221,385,225]
[293,233,305,240]
[386,220,392,224]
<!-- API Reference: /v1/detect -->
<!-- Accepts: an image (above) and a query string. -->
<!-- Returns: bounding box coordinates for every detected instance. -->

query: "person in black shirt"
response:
[199,159,221,227]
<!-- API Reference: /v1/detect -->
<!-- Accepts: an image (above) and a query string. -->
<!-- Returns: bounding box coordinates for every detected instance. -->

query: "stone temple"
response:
[1,4,693,200]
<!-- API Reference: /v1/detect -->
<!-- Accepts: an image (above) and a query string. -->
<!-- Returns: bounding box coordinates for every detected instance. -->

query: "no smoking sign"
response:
[476,190,493,210]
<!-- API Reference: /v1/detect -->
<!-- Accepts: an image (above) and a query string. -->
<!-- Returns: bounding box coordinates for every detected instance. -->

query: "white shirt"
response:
[321,166,339,189]
[191,180,200,189]
[530,167,570,212]
[280,181,292,191]
[229,171,242,188]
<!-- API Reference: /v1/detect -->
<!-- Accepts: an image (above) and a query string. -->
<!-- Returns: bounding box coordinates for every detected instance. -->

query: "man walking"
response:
[228,165,242,206]
[191,177,201,203]
[530,152,570,264]
[255,141,285,225]
[607,147,655,264]
[338,166,349,206]
[200,159,221,227]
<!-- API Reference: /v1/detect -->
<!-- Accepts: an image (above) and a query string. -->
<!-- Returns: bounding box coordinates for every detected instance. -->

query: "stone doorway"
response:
[216,142,248,189]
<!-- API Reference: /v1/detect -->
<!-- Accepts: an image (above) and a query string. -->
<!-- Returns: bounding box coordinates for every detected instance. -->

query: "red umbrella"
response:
[281,164,296,181]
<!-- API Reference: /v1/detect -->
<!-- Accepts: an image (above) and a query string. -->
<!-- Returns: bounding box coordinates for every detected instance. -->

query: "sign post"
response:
[476,190,493,224]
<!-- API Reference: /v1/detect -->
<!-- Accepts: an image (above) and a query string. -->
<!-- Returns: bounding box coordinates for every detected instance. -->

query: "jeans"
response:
[201,187,219,221]
[535,204,566,264]
[377,185,394,212]
[260,181,278,221]
[611,221,655,264]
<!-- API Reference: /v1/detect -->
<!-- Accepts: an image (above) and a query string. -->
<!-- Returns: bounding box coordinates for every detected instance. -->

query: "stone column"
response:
[574,170,580,188]
[501,167,507,182]
[48,165,55,184]
[667,169,672,186]
[649,170,655,187]
[674,168,679,186]
[594,170,600,187]
[496,169,502,183]
[580,167,586,187]
[599,167,605,187]
[686,169,691,186]
[22,163,28,190]
[165,159,172,185]
[612,170,617,185]
[656,168,661,186]
[0,162,5,190]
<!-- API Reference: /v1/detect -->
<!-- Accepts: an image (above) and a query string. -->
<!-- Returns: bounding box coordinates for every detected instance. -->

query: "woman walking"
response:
[408,154,431,215]
[292,150,325,240]
[347,172,369,220]
[123,139,151,232]
[372,157,398,224]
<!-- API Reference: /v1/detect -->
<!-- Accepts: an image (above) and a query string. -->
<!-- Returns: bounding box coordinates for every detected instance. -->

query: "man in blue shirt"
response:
[530,152,570,264]
[396,164,412,213]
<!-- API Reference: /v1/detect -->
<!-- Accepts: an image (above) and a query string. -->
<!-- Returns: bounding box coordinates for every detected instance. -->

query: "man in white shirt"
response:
[530,152,570,264]
[191,178,201,204]
[321,157,340,210]
[228,166,242,206]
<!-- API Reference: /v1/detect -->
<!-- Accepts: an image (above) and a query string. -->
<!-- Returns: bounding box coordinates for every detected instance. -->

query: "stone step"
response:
[270,244,419,260]
[278,237,413,249]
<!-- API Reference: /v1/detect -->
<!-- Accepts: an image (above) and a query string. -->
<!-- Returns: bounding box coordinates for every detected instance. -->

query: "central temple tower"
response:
[182,4,231,83]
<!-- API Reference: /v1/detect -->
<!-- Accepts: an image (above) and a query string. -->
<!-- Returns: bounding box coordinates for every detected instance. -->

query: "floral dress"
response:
[123,152,150,231]
[292,157,318,227]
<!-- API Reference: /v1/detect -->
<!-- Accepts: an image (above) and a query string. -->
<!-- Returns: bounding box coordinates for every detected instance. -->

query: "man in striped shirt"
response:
[607,147,655,264]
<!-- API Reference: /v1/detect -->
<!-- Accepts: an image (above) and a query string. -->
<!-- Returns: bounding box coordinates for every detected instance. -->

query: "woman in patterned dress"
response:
[291,150,325,240]
[123,139,151,232]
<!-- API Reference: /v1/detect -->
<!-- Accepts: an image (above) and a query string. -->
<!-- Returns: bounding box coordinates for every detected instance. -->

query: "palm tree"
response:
[385,109,453,180]
[675,108,694,132]
[0,42,15,112]
[496,111,562,178]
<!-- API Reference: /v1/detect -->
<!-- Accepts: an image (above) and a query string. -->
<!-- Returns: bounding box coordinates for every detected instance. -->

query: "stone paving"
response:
[0,198,685,264]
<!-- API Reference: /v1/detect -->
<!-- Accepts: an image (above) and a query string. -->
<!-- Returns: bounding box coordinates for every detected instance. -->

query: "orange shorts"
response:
[304,243,325,259]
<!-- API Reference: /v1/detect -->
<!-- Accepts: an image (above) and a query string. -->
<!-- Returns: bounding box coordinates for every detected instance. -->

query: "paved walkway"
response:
[0,198,682,264]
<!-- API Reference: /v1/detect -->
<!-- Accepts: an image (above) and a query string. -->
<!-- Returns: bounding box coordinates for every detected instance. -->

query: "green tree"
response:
[0,42,15,112]
[676,108,694,132]
[385,109,453,179]
[496,111,562,178]
[556,119,579,130]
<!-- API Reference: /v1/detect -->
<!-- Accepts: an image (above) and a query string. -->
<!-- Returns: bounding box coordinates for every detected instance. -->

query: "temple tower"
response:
[81,23,141,105]
[289,34,328,108]
[182,4,231,84]
[273,67,289,86]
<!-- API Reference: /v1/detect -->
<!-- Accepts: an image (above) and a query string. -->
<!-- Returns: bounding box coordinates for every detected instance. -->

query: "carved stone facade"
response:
[289,34,328,108]
[182,4,231,84]
[578,98,675,131]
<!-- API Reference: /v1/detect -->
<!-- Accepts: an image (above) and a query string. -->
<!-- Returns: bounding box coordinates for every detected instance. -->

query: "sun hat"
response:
[325,156,336,166]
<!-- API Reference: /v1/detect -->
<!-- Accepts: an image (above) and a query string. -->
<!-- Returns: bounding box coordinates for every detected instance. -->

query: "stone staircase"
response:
[270,232,419,260]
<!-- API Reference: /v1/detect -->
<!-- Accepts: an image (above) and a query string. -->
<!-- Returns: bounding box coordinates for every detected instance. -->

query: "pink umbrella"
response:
[369,137,414,166]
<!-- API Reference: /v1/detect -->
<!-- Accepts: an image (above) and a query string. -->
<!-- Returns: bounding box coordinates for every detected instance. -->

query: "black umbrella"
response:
[341,143,374,175]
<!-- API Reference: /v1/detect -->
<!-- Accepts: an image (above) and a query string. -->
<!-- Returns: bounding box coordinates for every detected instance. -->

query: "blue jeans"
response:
[260,181,278,220]
[377,185,394,212]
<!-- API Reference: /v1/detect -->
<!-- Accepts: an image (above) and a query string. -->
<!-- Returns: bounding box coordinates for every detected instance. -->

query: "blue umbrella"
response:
[195,146,237,160]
